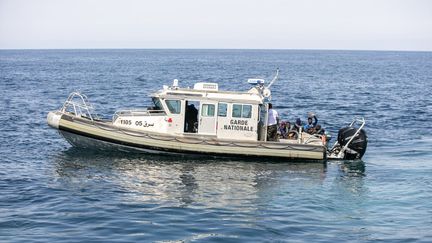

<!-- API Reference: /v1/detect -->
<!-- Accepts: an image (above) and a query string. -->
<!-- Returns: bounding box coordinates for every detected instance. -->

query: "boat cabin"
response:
[113,81,269,141]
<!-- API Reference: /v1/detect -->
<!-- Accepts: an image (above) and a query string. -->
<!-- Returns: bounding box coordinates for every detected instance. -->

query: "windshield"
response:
[151,97,164,111]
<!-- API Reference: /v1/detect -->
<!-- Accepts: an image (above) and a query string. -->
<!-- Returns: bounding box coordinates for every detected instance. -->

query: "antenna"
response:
[266,68,279,89]
[172,79,179,87]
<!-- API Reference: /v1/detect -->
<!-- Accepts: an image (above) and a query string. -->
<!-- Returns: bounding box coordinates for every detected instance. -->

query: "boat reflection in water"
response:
[51,148,332,207]
[338,160,366,177]
[50,148,369,243]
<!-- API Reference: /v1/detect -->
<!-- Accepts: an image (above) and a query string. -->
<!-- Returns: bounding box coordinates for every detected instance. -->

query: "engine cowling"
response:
[337,127,368,160]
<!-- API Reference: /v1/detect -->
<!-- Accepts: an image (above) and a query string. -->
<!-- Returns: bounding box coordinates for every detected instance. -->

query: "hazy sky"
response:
[1,0,431,50]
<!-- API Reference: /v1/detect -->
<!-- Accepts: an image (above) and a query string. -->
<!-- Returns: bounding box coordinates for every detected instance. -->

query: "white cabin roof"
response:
[152,82,265,104]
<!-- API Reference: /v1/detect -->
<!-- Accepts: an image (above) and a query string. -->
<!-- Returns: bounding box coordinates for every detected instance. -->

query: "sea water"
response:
[1,49,431,242]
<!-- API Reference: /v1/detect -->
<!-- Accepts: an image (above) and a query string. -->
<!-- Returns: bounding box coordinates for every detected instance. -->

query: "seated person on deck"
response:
[311,124,325,135]
[304,114,318,134]
[293,118,302,132]
[278,121,289,139]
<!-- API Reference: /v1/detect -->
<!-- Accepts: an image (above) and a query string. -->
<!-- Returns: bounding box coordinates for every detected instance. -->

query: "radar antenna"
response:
[266,68,279,89]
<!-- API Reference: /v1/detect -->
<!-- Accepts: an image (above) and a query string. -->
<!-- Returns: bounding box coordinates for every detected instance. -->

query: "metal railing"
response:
[60,92,97,121]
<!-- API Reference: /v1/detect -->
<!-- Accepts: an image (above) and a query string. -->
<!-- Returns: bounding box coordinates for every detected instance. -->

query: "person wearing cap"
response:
[303,114,318,134]
[266,103,279,141]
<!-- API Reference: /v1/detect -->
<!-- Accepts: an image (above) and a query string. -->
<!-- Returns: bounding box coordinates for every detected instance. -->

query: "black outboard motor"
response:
[337,127,368,160]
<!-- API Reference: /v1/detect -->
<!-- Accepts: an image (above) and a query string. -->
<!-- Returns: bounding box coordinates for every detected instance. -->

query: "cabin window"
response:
[232,104,242,118]
[232,104,252,118]
[201,104,215,117]
[165,100,181,114]
[152,97,164,110]
[218,103,227,117]
[242,105,252,118]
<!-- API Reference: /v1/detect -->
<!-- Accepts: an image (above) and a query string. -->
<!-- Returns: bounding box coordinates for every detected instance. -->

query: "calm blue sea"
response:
[1,49,432,242]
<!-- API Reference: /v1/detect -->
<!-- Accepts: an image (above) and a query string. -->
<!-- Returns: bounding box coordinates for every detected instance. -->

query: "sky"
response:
[0,0,431,51]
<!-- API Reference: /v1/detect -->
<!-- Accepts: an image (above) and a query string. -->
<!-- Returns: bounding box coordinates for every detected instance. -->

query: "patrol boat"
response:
[47,70,367,161]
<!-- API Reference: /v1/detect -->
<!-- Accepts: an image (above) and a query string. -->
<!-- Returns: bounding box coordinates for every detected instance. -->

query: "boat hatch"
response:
[194,82,218,91]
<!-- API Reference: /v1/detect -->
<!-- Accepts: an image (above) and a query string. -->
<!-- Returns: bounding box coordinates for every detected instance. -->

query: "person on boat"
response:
[304,114,318,134]
[278,121,289,139]
[186,104,198,132]
[286,121,299,139]
[293,118,302,132]
[312,124,324,135]
[267,103,279,141]
[280,121,299,139]
[308,124,327,143]
[285,118,304,139]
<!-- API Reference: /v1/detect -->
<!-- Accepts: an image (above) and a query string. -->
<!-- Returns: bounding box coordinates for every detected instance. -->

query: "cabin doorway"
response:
[184,100,199,133]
